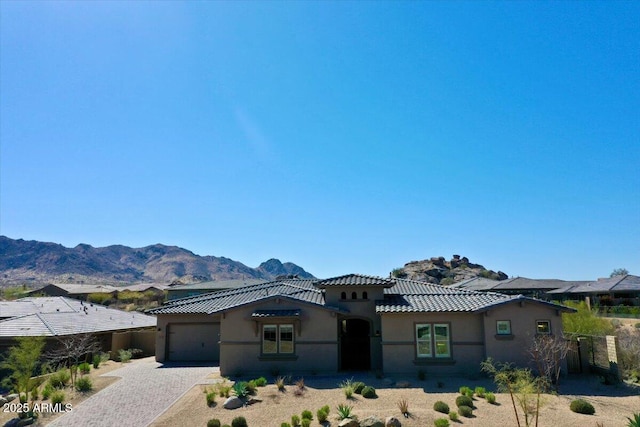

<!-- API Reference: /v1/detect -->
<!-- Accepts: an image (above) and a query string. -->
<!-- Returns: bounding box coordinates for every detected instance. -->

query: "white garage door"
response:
[168,323,220,362]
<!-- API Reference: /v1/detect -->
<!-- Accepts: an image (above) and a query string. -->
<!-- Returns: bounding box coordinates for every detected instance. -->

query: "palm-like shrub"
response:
[433,401,449,414]
[232,381,249,398]
[627,413,640,427]
[570,399,595,415]
[336,404,353,420]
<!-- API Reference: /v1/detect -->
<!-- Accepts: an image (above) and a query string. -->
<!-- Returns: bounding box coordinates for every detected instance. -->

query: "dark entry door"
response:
[340,318,371,370]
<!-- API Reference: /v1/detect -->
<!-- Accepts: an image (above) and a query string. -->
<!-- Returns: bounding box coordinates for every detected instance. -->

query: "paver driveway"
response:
[46,358,218,427]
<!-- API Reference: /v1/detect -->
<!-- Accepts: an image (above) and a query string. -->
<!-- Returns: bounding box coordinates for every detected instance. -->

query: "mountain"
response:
[391,255,508,285]
[0,236,314,286]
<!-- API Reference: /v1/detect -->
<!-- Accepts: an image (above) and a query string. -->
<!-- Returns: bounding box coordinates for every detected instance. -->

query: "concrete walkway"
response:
[46,358,218,427]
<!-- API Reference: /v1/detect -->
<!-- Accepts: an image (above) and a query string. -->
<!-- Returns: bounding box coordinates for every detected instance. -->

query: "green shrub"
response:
[339,378,355,398]
[50,391,65,404]
[626,413,640,427]
[317,405,330,422]
[232,381,249,398]
[301,410,313,421]
[291,415,300,427]
[458,405,473,418]
[434,418,450,427]
[245,380,257,394]
[301,419,310,427]
[459,386,473,397]
[30,385,39,400]
[449,411,458,421]
[352,381,366,394]
[231,416,248,427]
[206,390,216,406]
[217,383,232,398]
[485,392,496,404]
[570,399,595,415]
[75,376,93,392]
[207,420,221,427]
[281,424,291,427]
[79,362,91,375]
[455,395,473,408]
[337,404,353,420]
[433,401,450,414]
[41,383,54,400]
[254,377,268,387]
[92,354,101,369]
[361,385,376,398]
[48,370,71,389]
[474,386,486,397]
[118,349,132,363]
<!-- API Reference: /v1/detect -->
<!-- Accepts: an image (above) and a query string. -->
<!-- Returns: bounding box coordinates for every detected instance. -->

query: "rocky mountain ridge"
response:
[0,236,314,286]
[392,255,508,285]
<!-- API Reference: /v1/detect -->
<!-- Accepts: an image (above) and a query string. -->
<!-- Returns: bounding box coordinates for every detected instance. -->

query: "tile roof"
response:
[548,274,640,294]
[0,297,156,337]
[168,279,267,291]
[315,274,395,288]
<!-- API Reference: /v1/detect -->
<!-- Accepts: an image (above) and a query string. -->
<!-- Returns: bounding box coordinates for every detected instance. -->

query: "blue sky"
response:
[1,1,638,280]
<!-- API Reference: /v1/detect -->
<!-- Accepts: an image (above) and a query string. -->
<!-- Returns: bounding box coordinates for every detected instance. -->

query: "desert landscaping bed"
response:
[150,374,640,427]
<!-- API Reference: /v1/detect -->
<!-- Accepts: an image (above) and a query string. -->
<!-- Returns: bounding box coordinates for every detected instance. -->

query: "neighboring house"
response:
[166,279,266,300]
[452,277,590,299]
[27,283,120,300]
[149,274,573,376]
[0,297,157,356]
[547,274,640,305]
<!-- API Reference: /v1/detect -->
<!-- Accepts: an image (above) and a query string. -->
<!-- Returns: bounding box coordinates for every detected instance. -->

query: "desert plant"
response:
[449,411,458,421]
[397,398,409,417]
[78,362,91,375]
[245,380,257,395]
[92,354,101,369]
[295,378,305,390]
[207,420,221,427]
[118,349,132,363]
[48,369,71,389]
[291,415,300,427]
[276,376,287,391]
[339,378,355,398]
[217,382,232,398]
[50,390,65,404]
[352,381,366,394]
[455,395,473,408]
[474,386,486,397]
[205,389,216,406]
[254,377,268,387]
[231,416,248,427]
[434,418,450,427]
[75,376,93,392]
[301,410,313,421]
[336,404,353,420]
[361,385,376,398]
[458,405,473,418]
[434,401,450,414]
[317,405,330,422]
[459,386,473,397]
[486,392,496,404]
[41,383,54,400]
[569,399,595,415]
[301,419,310,427]
[280,424,291,427]
[232,381,249,398]
[627,413,640,427]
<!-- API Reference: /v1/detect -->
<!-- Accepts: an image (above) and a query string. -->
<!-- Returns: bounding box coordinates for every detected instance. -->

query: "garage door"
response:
[168,323,220,362]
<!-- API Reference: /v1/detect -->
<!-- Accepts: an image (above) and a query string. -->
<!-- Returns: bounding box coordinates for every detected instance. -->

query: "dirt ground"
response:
[150,373,640,427]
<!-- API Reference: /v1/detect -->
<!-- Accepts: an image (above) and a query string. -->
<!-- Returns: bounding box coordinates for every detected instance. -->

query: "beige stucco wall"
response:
[219,298,339,376]
[380,312,486,376]
[483,301,565,369]
[155,313,221,362]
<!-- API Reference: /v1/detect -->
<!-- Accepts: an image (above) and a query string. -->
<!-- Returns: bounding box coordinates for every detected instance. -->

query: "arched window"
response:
[351,292,357,300]
[341,292,346,300]
[362,291,368,300]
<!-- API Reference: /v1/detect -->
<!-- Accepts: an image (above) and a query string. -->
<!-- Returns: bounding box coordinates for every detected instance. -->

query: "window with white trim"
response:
[416,323,451,358]
[536,320,551,335]
[262,324,294,354]
[496,320,512,335]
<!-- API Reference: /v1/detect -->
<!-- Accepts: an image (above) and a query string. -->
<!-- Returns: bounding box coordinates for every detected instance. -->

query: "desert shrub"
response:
[317,405,330,422]
[78,362,91,375]
[207,420,221,427]
[397,398,409,415]
[30,385,39,400]
[570,399,595,415]
[276,376,286,391]
[217,382,232,398]
[301,410,313,421]
[301,419,310,427]
[336,404,353,420]
[361,385,376,398]
[433,401,450,414]
[485,392,496,404]
[118,349,132,363]
[232,381,249,398]
[75,376,93,392]
[626,413,640,427]
[92,354,101,369]
[41,383,54,400]
[474,386,486,397]
[458,405,473,418]
[245,380,257,394]
[280,424,291,427]
[459,386,473,397]
[48,369,71,389]
[291,415,300,426]
[455,395,473,408]
[434,418,450,427]
[352,381,366,394]
[231,416,248,427]
[254,377,267,387]
[206,389,216,406]
[449,411,458,421]
[50,390,65,404]
[339,378,355,398]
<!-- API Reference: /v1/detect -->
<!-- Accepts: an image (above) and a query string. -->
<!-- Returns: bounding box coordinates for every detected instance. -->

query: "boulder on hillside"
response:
[360,416,384,427]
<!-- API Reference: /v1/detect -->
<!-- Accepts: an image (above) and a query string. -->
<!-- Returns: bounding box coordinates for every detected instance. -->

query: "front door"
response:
[340,318,371,370]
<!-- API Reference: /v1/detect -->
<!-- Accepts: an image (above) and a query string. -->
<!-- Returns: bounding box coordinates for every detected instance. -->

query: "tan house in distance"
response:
[149,274,573,376]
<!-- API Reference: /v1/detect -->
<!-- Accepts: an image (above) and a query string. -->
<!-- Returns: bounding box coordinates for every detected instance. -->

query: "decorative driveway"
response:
[46,358,218,427]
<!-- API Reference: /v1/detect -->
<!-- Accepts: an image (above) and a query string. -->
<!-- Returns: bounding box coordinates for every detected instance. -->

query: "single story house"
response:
[166,279,266,300]
[27,283,120,299]
[452,277,590,299]
[547,274,640,305]
[0,296,157,356]
[149,274,574,376]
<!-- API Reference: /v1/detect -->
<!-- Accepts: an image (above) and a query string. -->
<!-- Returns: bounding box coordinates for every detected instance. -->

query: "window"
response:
[362,291,368,299]
[536,320,551,335]
[496,320,512,335]
[262,324,294,354]
[351,292,357,299]
[341,292,346,300]
[416,323,451,358]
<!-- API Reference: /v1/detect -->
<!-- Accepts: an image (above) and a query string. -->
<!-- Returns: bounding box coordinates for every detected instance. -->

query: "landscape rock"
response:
[0,397,6,406]
[338,418,360,427]
[3,419,20,427]
[5,394,18,403]
[385,417,402,427]
[399,255,507,285]
[360,415,384,427]
[222,396,244,409]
